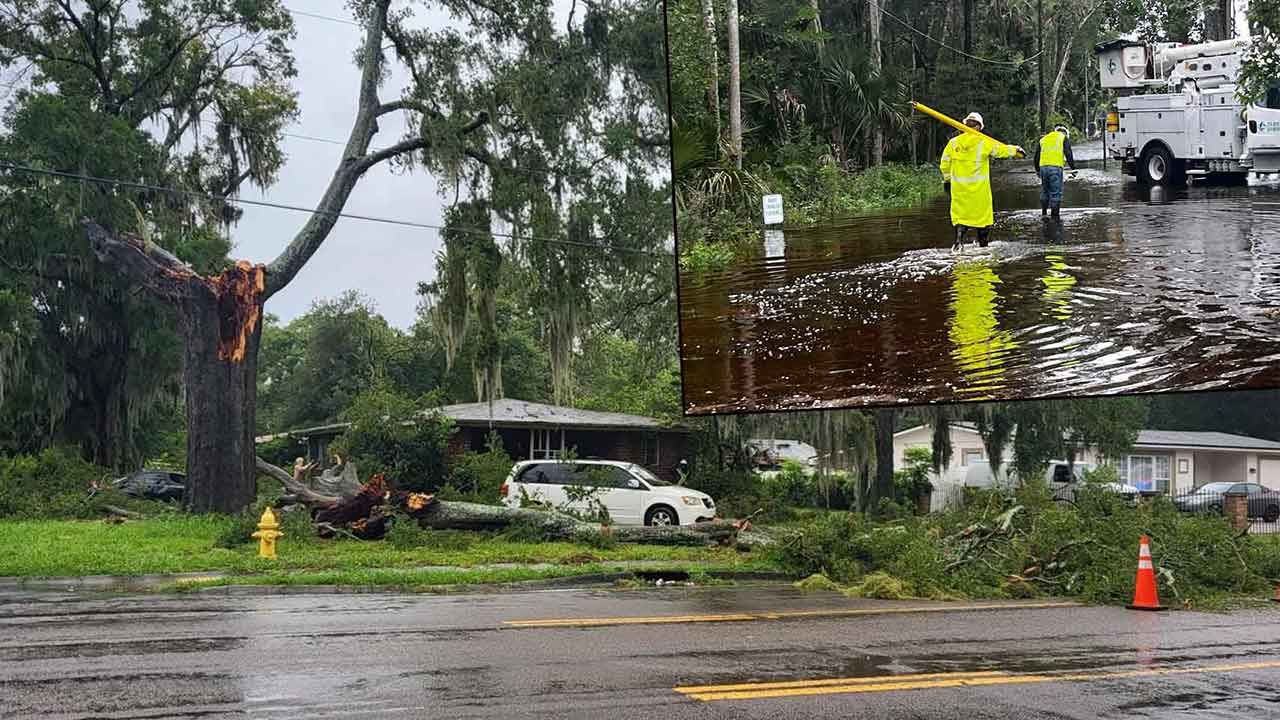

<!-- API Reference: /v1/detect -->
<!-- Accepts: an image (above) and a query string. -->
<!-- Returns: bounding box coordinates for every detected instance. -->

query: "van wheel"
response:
[1137,145,1184,187]
[645,505,679,527]
[1264,505,1279,523]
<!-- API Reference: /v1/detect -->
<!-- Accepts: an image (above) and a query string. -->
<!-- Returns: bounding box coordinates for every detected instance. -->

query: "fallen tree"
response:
[255,456,772,548]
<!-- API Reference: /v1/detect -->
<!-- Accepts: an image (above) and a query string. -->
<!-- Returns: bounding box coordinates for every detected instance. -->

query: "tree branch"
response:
[81,220,196,301]
[261,0,393,300]
[255,456,341,505]
[54,0,113,107]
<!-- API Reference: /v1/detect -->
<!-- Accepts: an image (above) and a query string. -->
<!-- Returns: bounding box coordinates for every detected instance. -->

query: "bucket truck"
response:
[1095,37,1280,185]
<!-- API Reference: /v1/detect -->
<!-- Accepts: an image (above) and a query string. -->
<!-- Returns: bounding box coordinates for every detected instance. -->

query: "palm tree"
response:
[806,46,913,169]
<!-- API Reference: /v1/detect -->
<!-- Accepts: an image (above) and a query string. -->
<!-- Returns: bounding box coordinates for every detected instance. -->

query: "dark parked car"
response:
[1173,482,1280,522]
[110,470,186,502]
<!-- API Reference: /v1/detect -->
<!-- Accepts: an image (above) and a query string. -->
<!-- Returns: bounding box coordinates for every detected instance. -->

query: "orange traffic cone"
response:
[1126,535,1167,611]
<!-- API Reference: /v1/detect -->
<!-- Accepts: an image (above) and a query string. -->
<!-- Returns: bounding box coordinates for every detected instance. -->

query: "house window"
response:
[530,428,560,460]
[961,448,984,467]
[640,432,660,468]
[1118,455,1171,493]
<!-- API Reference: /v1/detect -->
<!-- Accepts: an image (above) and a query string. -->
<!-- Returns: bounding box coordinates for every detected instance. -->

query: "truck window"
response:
[1267,86,1280,110]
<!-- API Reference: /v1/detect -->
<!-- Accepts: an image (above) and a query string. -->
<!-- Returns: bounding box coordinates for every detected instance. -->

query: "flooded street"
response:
[678,157,1280,413]
[3,585,1279,718]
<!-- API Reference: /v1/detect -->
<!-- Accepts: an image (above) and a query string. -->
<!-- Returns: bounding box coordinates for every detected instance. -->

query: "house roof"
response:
[271,398,686,441]
[893,424,1280,453]
[893,422,980,438]
[430,399,685,432]
[1133,430,1280,452]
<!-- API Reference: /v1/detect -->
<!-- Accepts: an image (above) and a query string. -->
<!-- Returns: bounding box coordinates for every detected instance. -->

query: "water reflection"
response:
[678,163,1280,413]
[1039,253,1076,322]
[948,262,1017,399]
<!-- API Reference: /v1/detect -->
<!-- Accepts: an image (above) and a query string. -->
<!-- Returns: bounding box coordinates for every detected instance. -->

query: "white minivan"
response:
[499,459,717,526]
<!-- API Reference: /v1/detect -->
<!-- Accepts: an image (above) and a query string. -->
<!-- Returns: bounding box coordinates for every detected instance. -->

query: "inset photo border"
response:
[665,0,1280,416]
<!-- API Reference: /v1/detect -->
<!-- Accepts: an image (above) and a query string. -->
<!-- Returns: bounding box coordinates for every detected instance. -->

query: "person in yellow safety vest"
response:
[940,112,1025,251]
[1034,124,1076,219]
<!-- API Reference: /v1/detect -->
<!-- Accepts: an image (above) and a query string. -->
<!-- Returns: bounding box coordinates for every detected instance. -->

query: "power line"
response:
[0,160,675,257]
[282,6,365,28]
[878,5,1044,67]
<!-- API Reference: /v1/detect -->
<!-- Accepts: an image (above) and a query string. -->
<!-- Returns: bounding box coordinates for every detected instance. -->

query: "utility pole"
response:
[1083,44,1089,137]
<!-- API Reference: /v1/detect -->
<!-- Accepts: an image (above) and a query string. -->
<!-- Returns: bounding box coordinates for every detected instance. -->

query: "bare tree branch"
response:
[261,0,393,299]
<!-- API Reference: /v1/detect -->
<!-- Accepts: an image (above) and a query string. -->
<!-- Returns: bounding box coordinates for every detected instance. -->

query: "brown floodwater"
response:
[677,163,1280,414]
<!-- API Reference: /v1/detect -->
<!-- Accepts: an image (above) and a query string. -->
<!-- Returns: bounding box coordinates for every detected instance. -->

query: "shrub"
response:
[332,387,454,493]
[0,447,113,519]
[214,499,313,549]
[447,433,514,504]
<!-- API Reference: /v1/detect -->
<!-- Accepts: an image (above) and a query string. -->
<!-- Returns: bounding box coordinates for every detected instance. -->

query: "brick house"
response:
[268,399,693,482]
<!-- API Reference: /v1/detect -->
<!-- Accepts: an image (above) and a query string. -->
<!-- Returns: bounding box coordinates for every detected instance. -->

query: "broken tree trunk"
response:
[88,221,266,514]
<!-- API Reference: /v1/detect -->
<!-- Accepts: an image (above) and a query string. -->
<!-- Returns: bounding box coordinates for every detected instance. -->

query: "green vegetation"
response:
[0,515,765,579]
[0,447,178,520]
[768,485,1279,608]
[763,162,943,227]
[331,387,454,493]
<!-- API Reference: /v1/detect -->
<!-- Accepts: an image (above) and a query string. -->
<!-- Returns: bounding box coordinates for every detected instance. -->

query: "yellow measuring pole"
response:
[911,101,1026,158]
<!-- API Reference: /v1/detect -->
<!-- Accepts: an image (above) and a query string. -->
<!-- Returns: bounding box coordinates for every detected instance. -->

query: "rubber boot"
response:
[1051,203,1061,220]
[952,226,967,251]
[977,228,991,248]
[1041,199,1049,217]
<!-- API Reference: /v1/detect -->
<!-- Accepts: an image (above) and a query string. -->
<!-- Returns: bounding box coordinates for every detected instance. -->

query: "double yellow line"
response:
[675,660,1280,702]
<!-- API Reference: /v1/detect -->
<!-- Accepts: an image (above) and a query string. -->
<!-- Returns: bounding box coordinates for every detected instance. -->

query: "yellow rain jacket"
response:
[939,133,1020,228]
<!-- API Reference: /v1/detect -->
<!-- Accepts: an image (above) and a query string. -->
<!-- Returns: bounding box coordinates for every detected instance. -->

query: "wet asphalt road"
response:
[2,584,1279,719]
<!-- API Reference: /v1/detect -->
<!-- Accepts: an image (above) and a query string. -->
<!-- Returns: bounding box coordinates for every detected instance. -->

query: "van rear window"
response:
[1268,86,1280,110]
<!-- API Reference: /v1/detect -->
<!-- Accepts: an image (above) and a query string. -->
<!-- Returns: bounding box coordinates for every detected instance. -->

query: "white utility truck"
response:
[1096,37,1280,185]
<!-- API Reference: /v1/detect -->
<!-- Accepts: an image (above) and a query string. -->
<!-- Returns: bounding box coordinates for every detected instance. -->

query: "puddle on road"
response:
[679,164,1280,413]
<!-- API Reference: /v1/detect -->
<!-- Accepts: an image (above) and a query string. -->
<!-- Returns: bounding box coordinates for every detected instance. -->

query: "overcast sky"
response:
[234,0,579,330]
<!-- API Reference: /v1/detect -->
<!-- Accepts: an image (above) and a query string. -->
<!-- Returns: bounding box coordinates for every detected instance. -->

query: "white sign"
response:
[762,194,784,225]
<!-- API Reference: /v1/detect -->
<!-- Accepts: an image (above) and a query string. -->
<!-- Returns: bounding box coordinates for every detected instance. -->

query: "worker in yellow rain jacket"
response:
[939,112,1024,250]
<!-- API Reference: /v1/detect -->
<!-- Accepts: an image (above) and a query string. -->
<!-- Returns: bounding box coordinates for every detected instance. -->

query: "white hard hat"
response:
[963,112,984,129]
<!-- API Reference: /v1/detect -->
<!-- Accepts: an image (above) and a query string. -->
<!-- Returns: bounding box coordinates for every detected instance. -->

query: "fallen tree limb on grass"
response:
[253,459,769,547]
[408,499,756,547]
[256,456,341,506]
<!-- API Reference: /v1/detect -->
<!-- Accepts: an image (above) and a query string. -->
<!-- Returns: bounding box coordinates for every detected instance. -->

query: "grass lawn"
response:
[0,517,773,580]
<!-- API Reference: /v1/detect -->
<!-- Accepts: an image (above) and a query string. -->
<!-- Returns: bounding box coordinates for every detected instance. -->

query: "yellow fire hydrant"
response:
[251,507,283,560]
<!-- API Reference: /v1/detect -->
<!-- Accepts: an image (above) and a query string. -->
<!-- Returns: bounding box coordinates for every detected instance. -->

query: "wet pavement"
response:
[678,152,1280,413]
[3,584,1279,718]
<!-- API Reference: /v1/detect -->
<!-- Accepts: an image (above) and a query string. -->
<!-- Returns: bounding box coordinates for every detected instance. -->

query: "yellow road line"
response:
[675,660,1280,702]
[502,601,1078,628]
[678,670,1009,694]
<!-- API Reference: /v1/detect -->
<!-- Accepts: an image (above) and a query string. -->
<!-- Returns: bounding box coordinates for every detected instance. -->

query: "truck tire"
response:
[1137,145,1184,187]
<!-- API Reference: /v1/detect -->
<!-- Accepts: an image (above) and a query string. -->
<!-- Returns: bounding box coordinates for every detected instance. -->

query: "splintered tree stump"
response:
[313,474,389,535]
